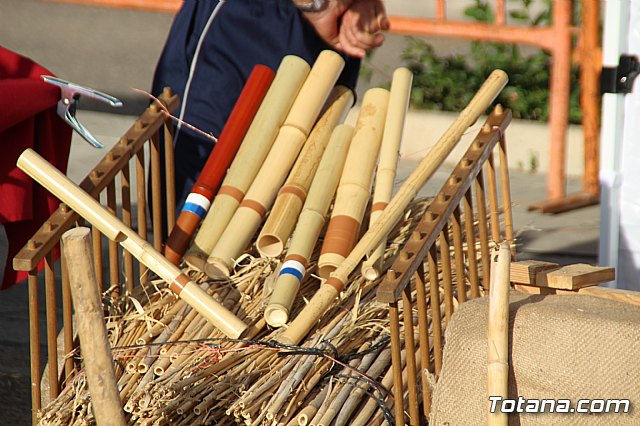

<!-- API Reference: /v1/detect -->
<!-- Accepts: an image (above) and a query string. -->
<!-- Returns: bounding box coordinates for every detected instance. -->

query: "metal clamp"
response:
[601,54,640,95]
[42,75,123,148]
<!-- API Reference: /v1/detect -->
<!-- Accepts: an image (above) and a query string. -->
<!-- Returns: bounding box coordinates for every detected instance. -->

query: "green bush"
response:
[380,0,583,124]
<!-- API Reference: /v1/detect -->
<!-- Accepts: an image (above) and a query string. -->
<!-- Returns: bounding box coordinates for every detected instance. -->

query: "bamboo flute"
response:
[361,68,413,280]
[487,241,511,426]
[17,149,248,339]
[61,227,127,426]
[184,55,310,271]
[206,50,346,278]
[256,85,354,258]
[164,65,274,265]
[280,69,508,346]
[264,124,354,327]
[317,87,389,279]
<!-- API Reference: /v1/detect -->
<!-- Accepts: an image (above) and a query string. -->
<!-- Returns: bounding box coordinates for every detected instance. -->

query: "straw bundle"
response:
[37,195,491,426]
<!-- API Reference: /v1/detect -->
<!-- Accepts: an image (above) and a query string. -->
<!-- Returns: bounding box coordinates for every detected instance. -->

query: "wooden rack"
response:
[376,105,514,425]
[12,88,179,424]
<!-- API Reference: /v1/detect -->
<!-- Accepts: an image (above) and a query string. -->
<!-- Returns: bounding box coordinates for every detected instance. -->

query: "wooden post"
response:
[487,241,511,426]
[546,0,572,200]
[62,227,127,426]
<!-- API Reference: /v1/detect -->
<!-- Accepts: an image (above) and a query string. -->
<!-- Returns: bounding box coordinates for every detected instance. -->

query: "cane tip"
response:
[183,250,207,272]
[264,305,289,328]
[204,258,231,279]
[362,265,381,281]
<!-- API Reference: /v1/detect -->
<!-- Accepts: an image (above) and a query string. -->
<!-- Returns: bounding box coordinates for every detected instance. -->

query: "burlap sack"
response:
[430,291,640,425]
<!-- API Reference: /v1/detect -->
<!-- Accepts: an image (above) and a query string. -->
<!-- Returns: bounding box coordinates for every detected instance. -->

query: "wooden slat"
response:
[510,260,560,285]
[511,261,614,289]
[544,264,615,289]
[514,283,639,306]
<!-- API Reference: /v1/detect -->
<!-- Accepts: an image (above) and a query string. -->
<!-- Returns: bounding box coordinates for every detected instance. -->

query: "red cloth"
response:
[0,46,72,289]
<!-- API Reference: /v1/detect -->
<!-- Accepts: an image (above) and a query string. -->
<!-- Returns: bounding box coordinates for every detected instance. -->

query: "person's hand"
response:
[338,0,389,58]
[299,0,353,51]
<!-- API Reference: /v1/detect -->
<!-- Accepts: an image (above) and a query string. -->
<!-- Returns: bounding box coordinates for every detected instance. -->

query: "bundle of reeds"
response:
[37,195,490,426]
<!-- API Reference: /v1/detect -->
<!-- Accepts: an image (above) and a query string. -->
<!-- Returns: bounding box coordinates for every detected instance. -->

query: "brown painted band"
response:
[325,276,345,293]
[170,274,190,295]
[218,185,245,203]
[239,199,267,217]
[371,201,388,213]
[278,185,307,203]
[284,254,308,268]
[320,215,360,258]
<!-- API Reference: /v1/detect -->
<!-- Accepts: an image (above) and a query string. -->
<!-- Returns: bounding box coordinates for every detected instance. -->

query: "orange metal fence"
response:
[48,0,601,210]
[388,0,601,213]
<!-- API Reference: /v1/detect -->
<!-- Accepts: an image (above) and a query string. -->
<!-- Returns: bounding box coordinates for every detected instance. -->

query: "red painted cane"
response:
[164,65,275,264]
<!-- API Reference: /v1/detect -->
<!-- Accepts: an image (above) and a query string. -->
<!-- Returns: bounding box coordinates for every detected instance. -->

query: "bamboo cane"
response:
[206,50,346,278]
[361,68,413,280]
[61,227,127,426]
[487,241,511,426]
[256,85,354,258]
[292,387,328,426]
[264,124,354,326]
[280,69,508,345]
[334,347,392,426]
[164,65,274,265]
[184,55,310,271]
[17,149,248,339]
[318,339,382,425]
[318,87,390,278]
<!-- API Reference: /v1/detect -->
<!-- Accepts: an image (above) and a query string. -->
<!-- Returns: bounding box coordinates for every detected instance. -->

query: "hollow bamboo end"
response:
[183,247,207,272]
[361,263,381,281]
[318,265,337,280]
[204,257,232,279]
[256,234,285,258]
[317,253,345,279]
[264,304,289,328]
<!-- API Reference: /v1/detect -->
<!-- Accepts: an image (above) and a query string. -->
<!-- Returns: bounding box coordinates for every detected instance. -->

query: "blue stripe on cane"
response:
[280,267,304,282]
[183,202,207,218]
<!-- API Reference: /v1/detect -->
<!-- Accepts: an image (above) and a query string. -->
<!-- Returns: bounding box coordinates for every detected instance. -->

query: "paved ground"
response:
[0,1,600,424]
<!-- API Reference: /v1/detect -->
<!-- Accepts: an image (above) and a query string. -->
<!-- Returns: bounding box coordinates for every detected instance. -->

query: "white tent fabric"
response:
[600,0,640,290]
[617,4,640,290]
